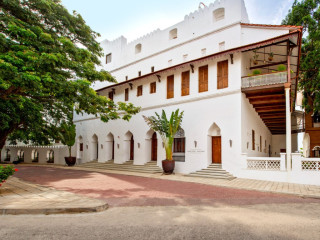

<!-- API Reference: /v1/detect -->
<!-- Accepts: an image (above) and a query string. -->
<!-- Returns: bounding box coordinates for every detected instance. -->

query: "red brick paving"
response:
[14,166,319,207]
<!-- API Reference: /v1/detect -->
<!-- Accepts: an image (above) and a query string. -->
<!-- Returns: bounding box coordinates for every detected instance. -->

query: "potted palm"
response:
[143,109,184,174]
[59,123,76,166]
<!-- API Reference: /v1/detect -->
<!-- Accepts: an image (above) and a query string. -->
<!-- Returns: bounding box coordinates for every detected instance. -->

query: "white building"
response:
[4,0,319,185]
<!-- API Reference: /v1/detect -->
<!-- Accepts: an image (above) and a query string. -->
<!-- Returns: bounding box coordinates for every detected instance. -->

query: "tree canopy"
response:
[282,0,320,113]
[0,0,140,149]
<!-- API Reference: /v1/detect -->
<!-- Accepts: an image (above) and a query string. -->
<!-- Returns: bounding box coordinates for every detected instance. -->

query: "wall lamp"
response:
[156,75,161,82]
[128,83,133,90]
[111,88,116,94]
[190,64,195,73]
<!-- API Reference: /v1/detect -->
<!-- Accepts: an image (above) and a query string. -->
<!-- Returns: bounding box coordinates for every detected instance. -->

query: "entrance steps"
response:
[186,164,235,180]
[78,160,162,174]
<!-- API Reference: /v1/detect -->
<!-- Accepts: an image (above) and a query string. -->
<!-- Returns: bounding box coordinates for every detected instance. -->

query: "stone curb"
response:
[0,202,108,215]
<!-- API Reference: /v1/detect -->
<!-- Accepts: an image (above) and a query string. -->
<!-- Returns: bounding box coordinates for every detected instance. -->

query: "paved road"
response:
[2,166,318,240]
[14,166,318,207]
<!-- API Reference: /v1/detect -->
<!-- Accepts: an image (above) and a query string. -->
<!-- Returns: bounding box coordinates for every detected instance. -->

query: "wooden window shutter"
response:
[199,65,208,93]
[217,60,228,89]
[108,91,114,100]
[167,75,174,99]
[125,88,129,101]
[252,130,255,151]
[150,82,156,94]
[181,71,190,96]
[137,85,143,96]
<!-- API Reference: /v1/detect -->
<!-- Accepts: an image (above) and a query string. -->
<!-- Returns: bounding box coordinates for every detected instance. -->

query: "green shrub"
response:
[252,69,262,75]
[0,165,17,186]
[277,64,286,71]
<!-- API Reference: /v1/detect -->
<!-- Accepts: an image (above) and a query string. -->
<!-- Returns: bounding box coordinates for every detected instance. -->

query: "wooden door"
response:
[212,136,221,164]
[112,140,115,160]
[130,136,134,160]
[151,132,157,161]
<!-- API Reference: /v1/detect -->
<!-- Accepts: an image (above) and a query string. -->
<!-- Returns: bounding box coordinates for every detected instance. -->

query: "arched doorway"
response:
[17,149,24,162]
[91,134,98,161]
[77,136,83,160]
[47,149,54,163]
[106,133,115,161]
[5,149,11,162]
[208,123,221,164]
[32,149,39,163]
[124,131,134,162]
[151,132,158,161]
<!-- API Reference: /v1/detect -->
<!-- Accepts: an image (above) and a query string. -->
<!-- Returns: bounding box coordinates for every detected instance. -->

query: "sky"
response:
[61,0,295,42]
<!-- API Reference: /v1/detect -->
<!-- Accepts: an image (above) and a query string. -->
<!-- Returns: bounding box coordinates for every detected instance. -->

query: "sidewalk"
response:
[0,177,108,215]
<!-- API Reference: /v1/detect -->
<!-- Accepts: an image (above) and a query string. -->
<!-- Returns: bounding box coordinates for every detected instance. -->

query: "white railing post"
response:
[280,153,286,171]
[241,153,248,169]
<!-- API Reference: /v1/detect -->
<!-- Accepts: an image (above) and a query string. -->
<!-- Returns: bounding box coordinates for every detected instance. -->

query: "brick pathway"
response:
[14,166,320,207]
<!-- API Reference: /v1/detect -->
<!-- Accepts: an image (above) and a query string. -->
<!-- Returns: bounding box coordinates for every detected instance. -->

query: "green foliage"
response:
[282,0,320,113]
[0,165,16,185]
[252,69,262,75]
[58,122,76,157]
[0,0,140,149]
[268,52,274,58]
[277,64,287,71]
[252,50,259,60]
[143,109,184,161]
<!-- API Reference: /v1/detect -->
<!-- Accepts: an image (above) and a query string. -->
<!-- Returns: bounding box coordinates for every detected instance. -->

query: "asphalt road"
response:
[1,203,320,240]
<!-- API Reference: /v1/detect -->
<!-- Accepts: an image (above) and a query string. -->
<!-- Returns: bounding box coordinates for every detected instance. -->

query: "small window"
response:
[181,71,190,96]
[167,75,174,99]
[106,53,112,64]
[252,130,255,151]
[201,48,206,56]
[151,66,155,73]
[125,88,129,101]
[169,28,178,40]
[168,59,172,66]
[313,111,320,127]
[135,43,142,54]
[219,41,225,51]
[138,71,141,77]
[213,8,225,22]
[80,143,83,152]
[126,76,128,81]
[199,65,208,93]
[137,85,143,96]
[217,60,228,89]
[150,82,156,94]
[108,91,114,100]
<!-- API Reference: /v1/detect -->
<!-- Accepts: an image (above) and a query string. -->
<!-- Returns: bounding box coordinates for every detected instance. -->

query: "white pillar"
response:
[285,84,292,170]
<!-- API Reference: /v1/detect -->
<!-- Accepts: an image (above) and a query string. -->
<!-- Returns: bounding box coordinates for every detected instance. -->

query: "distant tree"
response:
[0,0,140,152]
[282,0,320,113]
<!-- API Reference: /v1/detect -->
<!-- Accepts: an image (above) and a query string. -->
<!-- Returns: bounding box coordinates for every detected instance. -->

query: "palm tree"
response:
[143,109,184,161]
[58,123,76,166]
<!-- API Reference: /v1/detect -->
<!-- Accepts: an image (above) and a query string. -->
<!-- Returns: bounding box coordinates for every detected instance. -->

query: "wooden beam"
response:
[247,94,284,100]
[250,61,287,70]
[250,99,285,105]
[242,84,285,93]
[257,109,285,113]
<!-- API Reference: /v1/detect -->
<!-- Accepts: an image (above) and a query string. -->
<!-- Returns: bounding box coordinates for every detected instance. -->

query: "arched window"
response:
[5,149,10,161]
[173,128,185,161]
[32,150,39,162]
[169,28,178,40]
[213,8,225,22]
[135,43,142,54]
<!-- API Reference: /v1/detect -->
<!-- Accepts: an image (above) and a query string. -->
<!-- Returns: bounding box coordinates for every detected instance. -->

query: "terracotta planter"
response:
[65,157,76,166]
[268,57,273,61]
[162,159,175,174]
[253,60,258,65]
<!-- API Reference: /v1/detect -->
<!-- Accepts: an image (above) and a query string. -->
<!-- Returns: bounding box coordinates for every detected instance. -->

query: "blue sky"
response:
[61,0,295,42]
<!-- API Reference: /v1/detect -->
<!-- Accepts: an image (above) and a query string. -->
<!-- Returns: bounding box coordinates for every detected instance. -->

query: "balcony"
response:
[242,71,287,89]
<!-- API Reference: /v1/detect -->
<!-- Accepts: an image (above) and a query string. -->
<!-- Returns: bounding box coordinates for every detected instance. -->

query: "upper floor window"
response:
[125,76,128,81]
[135,43,142,54]
[106,53,112,64]
[138,71,141,77]
[217,60,228,89]
[201,48,206,56]
[137,85,143,96]
[125,88,129,101]
[219,41,225,51]
[167,75,174,99]
[199,65,208,93]
[169,28,178,40]
[313,111,320,128]
[151,66,155,73]
[108,91,114,100]
[181,71,190,96]
[213,8,225,22]
[150,82,156,94]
